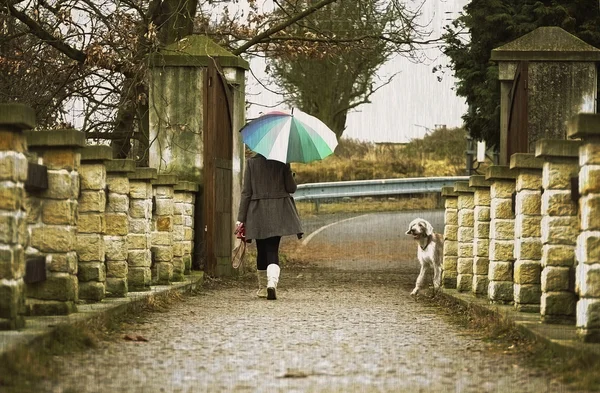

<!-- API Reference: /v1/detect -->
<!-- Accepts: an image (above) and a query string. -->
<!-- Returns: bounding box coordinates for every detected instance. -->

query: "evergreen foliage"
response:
[442,0,600,148]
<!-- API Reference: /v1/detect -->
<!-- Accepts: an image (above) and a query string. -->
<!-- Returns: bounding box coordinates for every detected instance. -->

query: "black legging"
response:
[255,236,281,271]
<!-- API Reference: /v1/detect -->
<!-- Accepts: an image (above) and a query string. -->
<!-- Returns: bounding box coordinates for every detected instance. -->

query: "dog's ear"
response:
[424,220,434,236]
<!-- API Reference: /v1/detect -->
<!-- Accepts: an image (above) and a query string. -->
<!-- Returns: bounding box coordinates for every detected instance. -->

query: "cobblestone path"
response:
[40,263,574,393]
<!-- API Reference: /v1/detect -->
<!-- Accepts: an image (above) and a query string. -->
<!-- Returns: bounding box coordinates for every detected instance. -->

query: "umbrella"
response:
[240,108,338,164]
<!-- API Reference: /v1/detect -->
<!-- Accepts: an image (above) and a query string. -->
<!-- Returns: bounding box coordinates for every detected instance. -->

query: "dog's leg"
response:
[411,262,427,296]
[433,263,442,291]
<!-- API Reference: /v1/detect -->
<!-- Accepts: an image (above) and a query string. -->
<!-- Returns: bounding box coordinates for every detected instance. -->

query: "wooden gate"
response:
[506,61,529,162]
[203,61,234,276]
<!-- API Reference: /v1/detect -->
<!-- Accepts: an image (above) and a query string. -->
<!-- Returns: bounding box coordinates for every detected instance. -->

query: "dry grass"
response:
[296,194,440,216]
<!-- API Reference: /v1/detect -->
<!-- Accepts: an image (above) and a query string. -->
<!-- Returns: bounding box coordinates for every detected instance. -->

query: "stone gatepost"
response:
[455,181,475,292]
[25,129,85,315]
[127,168,157,291]
[469,175,493,296]
[77,146,112,302]
[174,182,198,276]
[486,166,517,304]
[510,153,544,313]
[535,139,580,324]
[568,114,600,342]
[104,159,135,297]
[152,175,178,284]
[0,104,34,329]
[441,186,459,289]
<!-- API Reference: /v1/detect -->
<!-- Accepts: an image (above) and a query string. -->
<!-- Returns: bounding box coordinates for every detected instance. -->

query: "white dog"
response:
[405,218,444,296]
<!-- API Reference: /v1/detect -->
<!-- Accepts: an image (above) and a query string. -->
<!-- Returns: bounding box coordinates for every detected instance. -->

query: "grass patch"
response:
[296,194,440,216]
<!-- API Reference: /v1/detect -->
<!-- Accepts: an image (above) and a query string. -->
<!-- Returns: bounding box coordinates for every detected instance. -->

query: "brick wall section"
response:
[469,175,493,297]
[486,166,517,304]
[0,104,34,329]
[174,182,198,277]
[454,182,475,292]
[127,168,157,291]
[25,129,85,315]
[441,187,459,289]
[77,146,112,302]
[535,140,580,324]
[568,114,600,342]
[152,175,178,284]
[510,153,544,313]
[104,159,135,297]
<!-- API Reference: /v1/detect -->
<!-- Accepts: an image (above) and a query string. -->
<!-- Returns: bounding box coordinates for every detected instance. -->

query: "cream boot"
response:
[257,270,268,298]
[266,264,280,300]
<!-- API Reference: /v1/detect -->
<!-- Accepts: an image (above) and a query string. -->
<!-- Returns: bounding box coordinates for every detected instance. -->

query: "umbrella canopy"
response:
[240,108,338,164]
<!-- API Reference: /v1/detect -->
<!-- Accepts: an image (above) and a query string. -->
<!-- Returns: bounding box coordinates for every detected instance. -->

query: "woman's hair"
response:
[244,145,256,158]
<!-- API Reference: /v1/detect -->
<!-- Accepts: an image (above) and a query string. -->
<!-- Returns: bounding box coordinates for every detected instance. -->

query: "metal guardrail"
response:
[293,176,469,201]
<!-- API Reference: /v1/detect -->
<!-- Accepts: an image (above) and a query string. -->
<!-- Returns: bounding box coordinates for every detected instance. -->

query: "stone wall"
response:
[0,105,202,330]
[442,115,600,342]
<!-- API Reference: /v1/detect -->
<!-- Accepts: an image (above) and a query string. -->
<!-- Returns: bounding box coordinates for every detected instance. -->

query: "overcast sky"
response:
[243,0,469,143]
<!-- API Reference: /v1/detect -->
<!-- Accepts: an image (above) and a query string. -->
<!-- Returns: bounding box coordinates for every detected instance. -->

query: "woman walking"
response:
[236,151,303,300]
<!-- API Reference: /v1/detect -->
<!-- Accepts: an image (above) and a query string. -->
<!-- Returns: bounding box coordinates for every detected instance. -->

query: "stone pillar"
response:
[77,146,112,302]
[455,182,475,292]
[510,153,544,313]
[25,129,85,315]
[127,168,157,291]
[104,159,135,297]
[152,175,178,285]
[486,166,517,304]
[174,182,199,277]
[569,114,600,342]
[441,186,459,289]
[469,175,493,296]
[535,140,580,324]
[0,104,34,329]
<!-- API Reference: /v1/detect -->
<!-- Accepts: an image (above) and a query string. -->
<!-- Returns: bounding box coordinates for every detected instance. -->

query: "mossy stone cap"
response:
[491,26,600,62]
[485,165,517,180]
[535,139,580,158]
[81,145,112,162]
[469,175,493,188]
[129,167,158,180]
[150,35,249,69]
[442,186,459,198]
[174,181,199,192]
[568,113,600,139]
[25,129,86,148]
[510,153,544,170]
[0,103,36,129]
[105,159,136,173]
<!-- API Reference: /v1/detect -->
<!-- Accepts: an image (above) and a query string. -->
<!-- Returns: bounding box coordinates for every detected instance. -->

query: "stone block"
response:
[128,249,151,267]
[579,165,600,194]
[473,190,491,207]
[515,238,542,260]
[79,164,106,190]
[0,151,28,182]
[183,255,192,274]
[0,130,27,153]
[491,199,513,220]
[42,200,77,226]
[0,279,25,322]
[152,245,173,262]
[514,260,541,285]
[42,169,73,200]
[181,204,193,216]
[154,186,174,198]
[106,193,129,213]
[152,232,171,246]
[26,299,76,316]
[104,236,128,261]
[457,258,473,274]
[172,242,184,257]
[444,225,458,241]
[489,240,514,261]
[154,262,173,285]
[542,244,575,267]
[174,192,194,204]
[516,172,543,191]
[154,198,174,216]
[515,215,542,238]
[128,234,150,250]
[129,181,152,199]
[576,231,600,264]
[489,261,513,281]
[542,161,579,190]
[0,245,25,280]
[156,216,172,232]
[106,260,128,278]
[474,239,489,257]
[0,211,27,245]
[76,234,104,262]
[443,241,457,257]
[173,213,184,226]
[41,150,80,171]
[576,298,600,329]
[443,256,458,272]
[105,213,128,236]
[78,213,105,234]
[25,197,42,224]
[26,273,77,301]
[445,210,458,226]
[445,199,458,209]
[541,216,579,245]
[442,271,457,289]
[78,261,106,282]
[516,191,541,216]
[474,206,490,222]
[576,263,600,297]
[514,284,541,305]
[490,181,515,199]
[47,252,77,274]
[473,257,489,274]
[488,281,513,303]
[580,143,600,166]
[541,266,572,292]
[490,220,514,240]
[541,292,576,319]
[106,175,129,195]
[472,275,488,295]
[128,267,151,291]
[474,222,490,240]
[542,190,577,216]
[183,227,193,242]
[0,182,25,211]
[172,257,185,282]
[458,243,473,258]
[456,274,472,292]
[105,277,127,297]
[458,210,474,227]
[129,218,151,234]
[458,227,474,242]
[30,226,75,253]
[580,195,600,231]
[129,199,151,219]
[78,190,106,213]
[78,281,105,301]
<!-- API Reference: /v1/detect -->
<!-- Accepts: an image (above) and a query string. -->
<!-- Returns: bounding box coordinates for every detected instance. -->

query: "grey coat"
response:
[237,155,304,240]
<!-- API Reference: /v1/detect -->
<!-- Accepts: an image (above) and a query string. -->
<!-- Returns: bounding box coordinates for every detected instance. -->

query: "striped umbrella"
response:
[240,108,338,164]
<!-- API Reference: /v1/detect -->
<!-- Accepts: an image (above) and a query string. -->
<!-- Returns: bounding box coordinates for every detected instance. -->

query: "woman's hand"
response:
[234,221,244,235]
